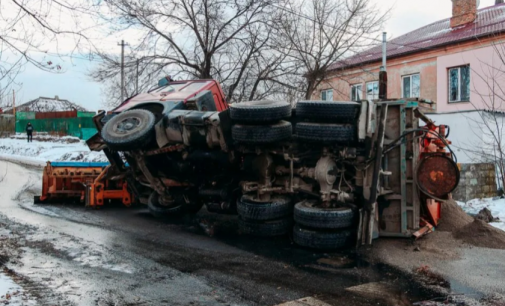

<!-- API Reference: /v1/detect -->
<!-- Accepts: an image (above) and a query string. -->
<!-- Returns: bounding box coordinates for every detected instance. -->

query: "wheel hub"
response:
[114,117,141,134]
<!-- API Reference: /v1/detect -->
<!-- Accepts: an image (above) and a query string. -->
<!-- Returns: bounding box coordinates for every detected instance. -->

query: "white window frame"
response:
[366,81,379,100]
[401,74,421,98]
[321,89,333,101]
[448,65,470,103]
[350,84,363,101]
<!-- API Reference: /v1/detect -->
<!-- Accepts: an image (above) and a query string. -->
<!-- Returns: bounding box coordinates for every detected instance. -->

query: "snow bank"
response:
[8,133,81,143]
[0,138,107,164]
[458,198,505,231]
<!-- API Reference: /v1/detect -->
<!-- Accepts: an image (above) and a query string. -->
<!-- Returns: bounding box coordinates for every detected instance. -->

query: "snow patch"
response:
[0,273,37,305]
[458,198,505,231]
[0,138,107,163]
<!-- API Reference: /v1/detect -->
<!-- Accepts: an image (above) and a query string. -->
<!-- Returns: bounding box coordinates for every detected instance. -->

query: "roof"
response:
[3,96,88,113]
[329,3,505,71]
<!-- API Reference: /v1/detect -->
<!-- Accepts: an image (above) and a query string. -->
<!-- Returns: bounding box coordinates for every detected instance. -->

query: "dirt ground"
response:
[363,200,505,306]
[0,159,448,306]
[0,159,504,306]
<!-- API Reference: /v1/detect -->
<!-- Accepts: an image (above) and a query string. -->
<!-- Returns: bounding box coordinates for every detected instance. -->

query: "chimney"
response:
[451,0,477,28]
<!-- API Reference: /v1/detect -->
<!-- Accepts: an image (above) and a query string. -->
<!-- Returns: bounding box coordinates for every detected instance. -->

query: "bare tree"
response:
[90,0,297,107]
[276,0,389,99]
[0,0,98,105]
[459,42,505,190]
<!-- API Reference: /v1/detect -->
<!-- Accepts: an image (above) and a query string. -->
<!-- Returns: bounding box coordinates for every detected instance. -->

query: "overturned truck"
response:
[87,79,460,248]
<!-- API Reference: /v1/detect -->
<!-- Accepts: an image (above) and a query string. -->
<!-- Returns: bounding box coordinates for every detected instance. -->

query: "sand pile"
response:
[454,219,505,250]
[437,200,505,249]
[437,200,473,232]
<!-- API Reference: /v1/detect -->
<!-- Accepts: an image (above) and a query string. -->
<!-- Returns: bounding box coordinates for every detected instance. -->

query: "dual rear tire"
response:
[230,101,293,144]
[292,201,356,249]
[237,194,293,237]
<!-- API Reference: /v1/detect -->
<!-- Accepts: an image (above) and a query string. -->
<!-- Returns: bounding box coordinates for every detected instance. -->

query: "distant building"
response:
[2,96,88,114]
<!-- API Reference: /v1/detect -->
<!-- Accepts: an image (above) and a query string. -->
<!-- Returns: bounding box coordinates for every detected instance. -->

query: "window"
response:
[321,89,333,101]
[449,65,470,102]
[351,84,363,101]
[366,81,379,100]
[402,74,420,98]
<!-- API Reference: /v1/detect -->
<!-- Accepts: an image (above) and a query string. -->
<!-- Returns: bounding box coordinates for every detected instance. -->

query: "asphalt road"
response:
[0,160,436,306]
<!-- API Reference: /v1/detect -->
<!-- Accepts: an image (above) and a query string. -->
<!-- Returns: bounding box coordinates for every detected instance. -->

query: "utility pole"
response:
[118,40,127,102]
[379,32,388,100]
[136,59,139,94]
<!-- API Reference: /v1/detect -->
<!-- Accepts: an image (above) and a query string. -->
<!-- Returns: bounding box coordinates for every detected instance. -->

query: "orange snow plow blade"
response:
[35,162,132,208]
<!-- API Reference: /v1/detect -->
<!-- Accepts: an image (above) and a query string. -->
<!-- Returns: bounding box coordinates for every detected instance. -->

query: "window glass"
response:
[449,68,459,102]
[461,66,470,101]
[403,77,411,98]
[366,82,378,100]
[412,74,420,98]
[321,89,333,101]
[402,74,420,98]
[180,82,209,92]
[327,90,333,101]
[448,66,470,102]
[351,84,362,101]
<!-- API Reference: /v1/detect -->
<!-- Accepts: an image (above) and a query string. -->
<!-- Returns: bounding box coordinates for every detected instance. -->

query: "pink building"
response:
[321,0,505,164]
[321,0,505,113]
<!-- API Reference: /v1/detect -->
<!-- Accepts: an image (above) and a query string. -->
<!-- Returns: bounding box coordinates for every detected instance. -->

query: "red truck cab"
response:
[114,79,229,113]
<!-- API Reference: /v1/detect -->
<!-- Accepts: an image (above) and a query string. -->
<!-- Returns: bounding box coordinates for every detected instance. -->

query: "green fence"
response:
[16,112,36,120]
[77,111,96,118]
[16,117,97,140]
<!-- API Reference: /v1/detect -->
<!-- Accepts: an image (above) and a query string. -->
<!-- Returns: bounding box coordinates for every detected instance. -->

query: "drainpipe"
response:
[379,32,388,100]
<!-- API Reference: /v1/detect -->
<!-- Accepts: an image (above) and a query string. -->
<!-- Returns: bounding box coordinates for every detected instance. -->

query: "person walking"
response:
[26,122,34,142]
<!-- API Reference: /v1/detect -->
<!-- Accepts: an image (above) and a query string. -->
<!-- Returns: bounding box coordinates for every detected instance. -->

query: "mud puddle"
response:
[149,211,442,305]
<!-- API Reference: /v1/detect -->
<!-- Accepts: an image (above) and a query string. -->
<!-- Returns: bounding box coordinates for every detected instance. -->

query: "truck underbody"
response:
[83,80,459,249]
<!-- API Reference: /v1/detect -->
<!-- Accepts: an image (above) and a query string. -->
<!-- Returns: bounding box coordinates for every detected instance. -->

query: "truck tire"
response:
[101,109,156,151]
[148,192,183,218]
[239,217,292,237]
[296,123,355,143]
[237,194,292,221]
[232,121,292,144]
[296,101,360,123]
[294,201,356,229]
[293,224,353,249]
[230,100,291,123]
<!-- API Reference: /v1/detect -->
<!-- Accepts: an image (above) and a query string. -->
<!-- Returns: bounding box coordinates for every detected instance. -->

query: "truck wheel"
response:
[148,192,183,218]
[296,101,360,123]
[101,109,156,151]
[232,121,292,144]
[296,123,355,143]
[294,201,356,229]
[230,100,291,123]
[239,217,292,237]
[293,224,353,249]
[237,194,292,221]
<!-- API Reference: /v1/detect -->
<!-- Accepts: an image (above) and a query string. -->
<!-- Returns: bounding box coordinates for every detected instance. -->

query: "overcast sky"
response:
[15,0,497,111]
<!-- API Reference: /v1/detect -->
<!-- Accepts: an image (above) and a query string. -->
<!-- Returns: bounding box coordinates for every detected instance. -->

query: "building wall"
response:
[320,35,505,114]
[452,163,497,202]
[437,45,505,112]
[319,55,438,102]
[428,111,505,164]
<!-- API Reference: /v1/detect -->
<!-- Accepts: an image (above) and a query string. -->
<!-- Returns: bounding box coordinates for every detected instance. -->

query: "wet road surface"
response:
[0,160,437,305]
